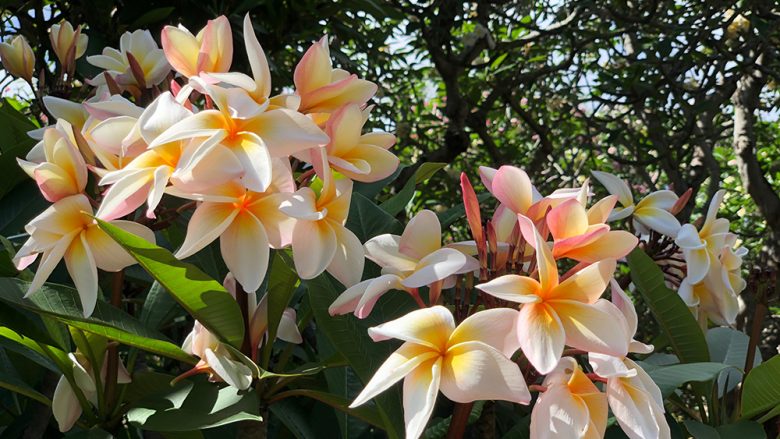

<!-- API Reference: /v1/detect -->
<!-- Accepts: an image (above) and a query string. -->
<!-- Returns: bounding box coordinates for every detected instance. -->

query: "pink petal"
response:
[399,210,441,260]
[491,166,533,215]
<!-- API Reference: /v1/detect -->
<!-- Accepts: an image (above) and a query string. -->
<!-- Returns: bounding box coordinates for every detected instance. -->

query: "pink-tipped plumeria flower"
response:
[162,16,232,80]
[351,306,530,439]
[546,198,638,263]
[170,161,295,293]
[52,351,131,432]
[180,321,253,390]
[588,281,670,439]
[17,120,87,202]
[674,189,731,284]
[591,171,681,238]
[207,15,298,111]
[224,273,301,359]
[318,104,398,182]
[95,92,243,220]
[476,216,628,374]
[279,151,363,287]
[87,30,170,88]
[530,357,607,439]
[12,194,155,316]
[294,36,377,117]
[329,209,478,318]
[149,80,327,193]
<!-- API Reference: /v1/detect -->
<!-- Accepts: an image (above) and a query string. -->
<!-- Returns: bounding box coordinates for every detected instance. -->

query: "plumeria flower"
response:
[81,95,147,170]
[674,189,730,284]
[546,198,638,263]
[678,258,742,327]
[224,273,301,359]
[95,92,243,220]
[591,171,681,237]
[294,36,377,119]
[52,351,131,432]
[530,357,607,439]
[279,151,363,287]
[589,281,670,439]
[162,16,232,80]
[169,160,296,293]
[476,216,628,374]
[351,306,530,439]
[149,80,327,193]
[49,20,88,72]
[318,104,398,182]
[329,209,478,318]
[207,15,298,111]
[12,194,155,316]
[0,35,34,82]
[180,320,253,390]
[17,120,87,202]
[87,29,170,88]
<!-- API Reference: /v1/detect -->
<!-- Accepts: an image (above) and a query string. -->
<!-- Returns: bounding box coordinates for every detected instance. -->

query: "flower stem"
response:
[104,270,124,416]
[446,401,474,439]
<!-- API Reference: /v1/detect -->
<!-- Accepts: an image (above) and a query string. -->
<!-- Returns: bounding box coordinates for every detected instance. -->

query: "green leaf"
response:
[96,219,244,349]
[272,389,384,428]
[346,192,404,243]
[380,162,446,216]
[0,349,51,406]
[438,192,492,229]
[626,248,709,363]
[742,355,780,419]
[269,398,318,439]
[126,376,262,431]
[0,181,48,236]
[0,326,65,372]
[684,420,766,439]
[306,274,414,439]
[0,278,194,364]
[263,252,299,366]
[129,7,175,27]
[706,327,761,395]
[139,281,179,330]
[638,361,731,398]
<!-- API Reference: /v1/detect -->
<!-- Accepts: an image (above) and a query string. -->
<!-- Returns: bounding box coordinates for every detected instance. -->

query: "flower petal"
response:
[475,275,541,304]
[634,206,681,238]
[368,305,454,351]
[86,220,154,272]
[291,219,337,279]
[402,358,441,439]
[204,348,252,390]
[401,248,469,289]
[530,383,590,439]
[52,377,83,432]
[441,341,530,404]
[364,234,418,272]
[399,210,441,260]
[64,232,99,317]
[234,132,273,193]
[518,215,559,292]
[248,108,329,157]
[549,258,615,303]
[518,303,565,374]
[551,299,629,358]
[448,308,523,358]
[175,202,238,259]
[326,225,365,288]
[560,231,638,263]
[548,199,589,240]
[220,212,269,293]
[491,166,533,214]
[591,171,633,207]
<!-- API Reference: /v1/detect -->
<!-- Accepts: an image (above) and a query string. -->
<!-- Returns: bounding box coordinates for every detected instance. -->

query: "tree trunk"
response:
[731,50,780,267]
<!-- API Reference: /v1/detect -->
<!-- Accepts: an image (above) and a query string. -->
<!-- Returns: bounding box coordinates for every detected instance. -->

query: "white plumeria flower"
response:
[181,321,253,390]
[588,281,670,439]
[591,171,681,237]
[530,356,607,439]
[328,209,478,319]
[674,189,731,284]
[351,306,530,439]
[87,29,170,88]
[12,194,155,317]
[52,351,131,432]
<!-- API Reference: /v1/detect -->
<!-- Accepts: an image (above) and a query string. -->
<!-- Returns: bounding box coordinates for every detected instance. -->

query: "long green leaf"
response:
[272,389,384,428]
[0,278,194,364]
[0,349,51,406]
[262,252,299,367]
[126,375,262,431]
[706,327,761,396]
[638,361,730,398]
[380,162,446,215]
[741,355,780,419]
[626,248,709,363]
[346,192,404,243]
[96,219,244,349]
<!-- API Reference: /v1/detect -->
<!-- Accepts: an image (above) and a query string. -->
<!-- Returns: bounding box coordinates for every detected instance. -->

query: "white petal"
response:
[402,358,442,439]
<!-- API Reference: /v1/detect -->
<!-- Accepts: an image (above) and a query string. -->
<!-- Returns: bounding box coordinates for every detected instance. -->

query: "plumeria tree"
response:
[0,8,776,439]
